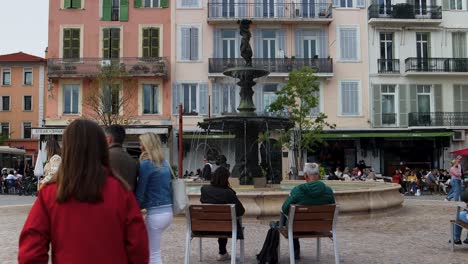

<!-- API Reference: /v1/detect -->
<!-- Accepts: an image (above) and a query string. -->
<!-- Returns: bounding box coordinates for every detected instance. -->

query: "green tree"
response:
[269,66,335,175]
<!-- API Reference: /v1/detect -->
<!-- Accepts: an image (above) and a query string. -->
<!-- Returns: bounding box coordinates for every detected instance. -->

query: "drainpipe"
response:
[178,103,183,179]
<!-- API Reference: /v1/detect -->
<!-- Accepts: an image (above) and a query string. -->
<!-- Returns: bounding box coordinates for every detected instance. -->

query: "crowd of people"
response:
[326,161,377,182]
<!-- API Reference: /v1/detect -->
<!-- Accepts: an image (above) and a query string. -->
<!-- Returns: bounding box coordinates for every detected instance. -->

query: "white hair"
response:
[304,163,320,178]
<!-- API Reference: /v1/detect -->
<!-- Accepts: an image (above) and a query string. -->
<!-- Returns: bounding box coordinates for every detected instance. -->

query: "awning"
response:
[451,148,468,156]
[321,131,454,139]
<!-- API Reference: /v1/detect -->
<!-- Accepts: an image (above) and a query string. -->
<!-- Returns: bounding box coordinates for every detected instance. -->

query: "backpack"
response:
[257,222,280,264]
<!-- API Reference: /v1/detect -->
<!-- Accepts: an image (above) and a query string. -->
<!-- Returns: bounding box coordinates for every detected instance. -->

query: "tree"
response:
[269,66,335,175]
[84,62,137,126]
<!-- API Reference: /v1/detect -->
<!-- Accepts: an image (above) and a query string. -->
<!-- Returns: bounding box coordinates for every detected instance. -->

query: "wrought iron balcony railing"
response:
[382,113,397,125]
[405,58,468,73]
[47,57,169,79]
[378,59,400,74]
[209,58,333,74]
[207,2,332,21]
[368,4,442,20]
[408,112,468,127]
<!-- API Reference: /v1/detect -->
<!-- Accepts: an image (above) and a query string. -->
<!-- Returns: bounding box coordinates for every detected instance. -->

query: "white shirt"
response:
[5,174,16,180]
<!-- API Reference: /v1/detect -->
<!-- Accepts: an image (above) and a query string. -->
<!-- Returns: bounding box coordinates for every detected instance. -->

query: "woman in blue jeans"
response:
[448,160,462,201]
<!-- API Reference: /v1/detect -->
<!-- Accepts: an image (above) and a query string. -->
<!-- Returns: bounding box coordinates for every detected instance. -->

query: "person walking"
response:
[447,159,463,201]
[200,166,245,261]
[39,139,61,189]
[136,132,173,264]
[105,125,139,191]
[18,119,148,264]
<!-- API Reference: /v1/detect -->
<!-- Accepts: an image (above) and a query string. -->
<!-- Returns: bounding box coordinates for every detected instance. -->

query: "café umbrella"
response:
[450,148,468,156]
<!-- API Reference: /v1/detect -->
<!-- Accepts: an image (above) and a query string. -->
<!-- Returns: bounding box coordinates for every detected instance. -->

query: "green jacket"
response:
[281,180,335,215]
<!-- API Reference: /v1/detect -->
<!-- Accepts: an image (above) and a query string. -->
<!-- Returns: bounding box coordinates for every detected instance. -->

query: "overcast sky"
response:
[0,0,49,58]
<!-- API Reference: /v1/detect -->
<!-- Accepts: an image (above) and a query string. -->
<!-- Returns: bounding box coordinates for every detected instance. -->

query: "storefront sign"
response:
[32,127,168,136]
[32,128,64,135]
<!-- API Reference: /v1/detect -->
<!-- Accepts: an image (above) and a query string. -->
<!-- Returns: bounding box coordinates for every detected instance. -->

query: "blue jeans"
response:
[448,179,462,201]
[454,211,468,241]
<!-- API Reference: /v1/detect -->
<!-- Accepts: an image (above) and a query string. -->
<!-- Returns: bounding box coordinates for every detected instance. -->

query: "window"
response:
[1,123,9,139]
[263,84,278,112]
[23,122,32,139]
[139,0,168,8]
[23,68,33,85]
[23,96,32,111]
[2,68,11,85]
[1,96,10,111]
[142,28,160,58]
[103,28,121,59]
[104,84,120,115]
[453,32,467,58]
[310,88,321,116]
[416,32,430,70]
[179,26,200,61]
[102,0,128,21]
[179,0,201,8]
[64,0,82,9]
[262,30,276,59]
[173,82,208,115]
[417,85,432,113]
[63,84,79,114]
[304,37,318,59]
[212,84,238,115]
[182,84,198,114]
[222,30,237,59]
[381,85,397,125]
[340,81,360,116]
[143,84,159,114]
[340,0,353,8]
[379,32,394,72]
[339,27,359,61]
[449,0,463,10]
[63,28,80,60]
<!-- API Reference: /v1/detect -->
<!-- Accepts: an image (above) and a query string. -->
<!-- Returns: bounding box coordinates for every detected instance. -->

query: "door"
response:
[378,0,391,15]
[222,30,237,58]
[381,85,397,125]
[417,85,432,125]
[415,0,428,16]
[262,30,276,58]
[380,33,394,72]
[302,0,316,18]
[222,0,236,17]
[263,0,275,17]
[303,37,318,59]
[416,33,429,71]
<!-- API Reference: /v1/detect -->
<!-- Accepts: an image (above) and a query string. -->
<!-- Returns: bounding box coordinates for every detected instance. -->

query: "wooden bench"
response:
[450,206,468,251]
[279,204,339,264]
[184,204,244,264]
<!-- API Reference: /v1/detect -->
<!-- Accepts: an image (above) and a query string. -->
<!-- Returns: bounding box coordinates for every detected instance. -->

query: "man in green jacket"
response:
[281,162,335,260]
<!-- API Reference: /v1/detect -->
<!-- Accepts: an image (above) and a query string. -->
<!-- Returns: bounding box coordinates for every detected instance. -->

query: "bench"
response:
[279,204,339,264]
[184,204,244,264]
[450,206,468,251]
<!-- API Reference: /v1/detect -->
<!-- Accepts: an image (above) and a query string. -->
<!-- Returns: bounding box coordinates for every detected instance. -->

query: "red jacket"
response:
[18,176,149,264]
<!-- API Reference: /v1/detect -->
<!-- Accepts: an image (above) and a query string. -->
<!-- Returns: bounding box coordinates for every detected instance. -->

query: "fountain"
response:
[198,19,294,185]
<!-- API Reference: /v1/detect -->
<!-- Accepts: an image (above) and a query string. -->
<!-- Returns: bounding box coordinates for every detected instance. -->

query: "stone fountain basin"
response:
[186,180,404,217]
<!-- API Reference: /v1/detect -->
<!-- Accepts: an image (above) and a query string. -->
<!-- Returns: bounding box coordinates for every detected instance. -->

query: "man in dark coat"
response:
[201,158,212,181]
[105,125,138,191]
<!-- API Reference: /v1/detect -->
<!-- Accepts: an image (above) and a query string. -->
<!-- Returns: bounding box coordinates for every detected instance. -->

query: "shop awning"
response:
[451,148,468,156]
[321,131,454,139]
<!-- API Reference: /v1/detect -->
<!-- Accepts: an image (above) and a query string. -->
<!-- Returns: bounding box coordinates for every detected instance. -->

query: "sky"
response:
[0,0,49,58]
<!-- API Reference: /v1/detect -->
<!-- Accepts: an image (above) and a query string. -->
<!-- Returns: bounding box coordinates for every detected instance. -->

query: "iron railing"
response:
[378,59,400,74]
[408,112,468,126]
[209,58,333,74]
[207,2,332,20]
[368,4,442,19]
[382,113,397,125]
[405,58,468,73]
[47,57,169,78]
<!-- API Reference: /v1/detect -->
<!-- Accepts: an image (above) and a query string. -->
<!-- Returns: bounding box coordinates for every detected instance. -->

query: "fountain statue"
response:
[198,19,294,185]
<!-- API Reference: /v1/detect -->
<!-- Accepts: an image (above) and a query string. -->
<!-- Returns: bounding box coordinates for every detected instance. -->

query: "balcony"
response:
[47,57,169,79]
[382,113,397,125]
[408,112,468,127]
[405,58,468,75]
[378,59,400,74]
[207,2,332,24]
[368,3,442,26]
[208,58,333,76]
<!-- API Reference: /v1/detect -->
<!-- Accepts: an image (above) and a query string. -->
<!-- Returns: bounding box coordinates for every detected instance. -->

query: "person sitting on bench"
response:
[453,188,468,244]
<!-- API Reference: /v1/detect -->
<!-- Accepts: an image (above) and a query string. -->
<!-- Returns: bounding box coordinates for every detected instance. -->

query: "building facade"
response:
[40,0,172,157]
[0,52,45,168]
[368,0,468,174]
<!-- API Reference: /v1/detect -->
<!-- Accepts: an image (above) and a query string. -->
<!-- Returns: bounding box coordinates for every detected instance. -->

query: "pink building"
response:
[40,0,172,155]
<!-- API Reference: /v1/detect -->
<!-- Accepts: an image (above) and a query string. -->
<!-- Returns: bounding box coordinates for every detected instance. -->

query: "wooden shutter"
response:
[172,83,180,114]
[442,0,449,10]
[277,29,287,56]
[102,0,112,21]
[71,0,81,8]
[63,29,72,59]
[434,84,442,112]
[238,0,247,17]
[199,83,208,116]
[180,27,191,60]
[111,28,120,58]
[134,0,142,8]
[161,0,169,8]
[120,0,129,21]
[71,29,80,59]
[333,0,340,7]
[190,27,199,60]
[373,84,381,127]
[254,85,263,113]
[318,28,327,58]
[255,0,262,17]
[276,0,285,17]
[213,29,222,58]
[212,83,221,115]
[454,84,461,112]
[151,28,160,57]
[64,0,72,8]
[295,29,303,58]
[409,84,417,113]
[253,29,262,58]
[399,84,408,127]
[462,85,468,112]
[356,0,366,8]
[142,28,150,58]
[103,28,110,58]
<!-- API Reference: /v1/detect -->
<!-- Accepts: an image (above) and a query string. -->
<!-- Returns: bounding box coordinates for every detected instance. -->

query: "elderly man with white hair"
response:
[281,162,335,260]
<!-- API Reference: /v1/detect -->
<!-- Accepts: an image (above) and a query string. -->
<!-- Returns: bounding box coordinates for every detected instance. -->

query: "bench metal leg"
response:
[451,223,455,252]
[199,238,202,262]
[184,234,191,264]
[333,231,340,264]
[278,238,281,264]
[316,237,321,261]
[288,237,295,264]
[240,239,244,264]
[231,237,237,264]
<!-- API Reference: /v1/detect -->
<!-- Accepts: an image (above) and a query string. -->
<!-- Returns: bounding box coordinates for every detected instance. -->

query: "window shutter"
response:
[71,29,80,59]
[64,0,72,8]
[356,0,366,8]
[254,85,263,113]
[295,30,304,58]
[319,28,327,58]
[454,84,461,112]
[199,83,208,116]
[238,0,247,17]
[277,29,286,57]
[434,84,442,112]
[373,84,381,127]
[462,85,468,112]
[142,28,150,58]
[255,0,262,17]
[399,84,408,127]
[230,85,237,112]
[134,0,142,8]
[151,28,160,57]
[180,28,191,60]
[63,29,71,59]
[103,28,111,58]
[213,29,222,58]
[409,84,417,113]
[172,83,180,114]
[276,0,285,17]
[102,0,112,21]
[442,0,449,10]
[333,0,340,7]
[253,29,262,58]
[190,27,199,60]
[111,28,121,58]
[72,0,81,8]
[161,0,169,8]
[153,86,159,113]
[339,29,347,60]
[120,0,129,21]
[212,83,221,115]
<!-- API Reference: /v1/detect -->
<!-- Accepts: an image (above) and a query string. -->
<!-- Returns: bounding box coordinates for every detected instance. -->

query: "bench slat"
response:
[190,205,233,213]
[191,220,232,232]
[293,220,333,232]
[294,212,335,220]
[190,211,232,220]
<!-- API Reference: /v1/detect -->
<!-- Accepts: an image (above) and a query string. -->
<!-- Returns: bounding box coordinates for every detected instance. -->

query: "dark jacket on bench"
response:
[200,185,245,217]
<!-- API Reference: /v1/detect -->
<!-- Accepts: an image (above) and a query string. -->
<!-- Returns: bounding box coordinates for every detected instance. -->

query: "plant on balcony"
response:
[84,63,137,126]
[268,66,335,177]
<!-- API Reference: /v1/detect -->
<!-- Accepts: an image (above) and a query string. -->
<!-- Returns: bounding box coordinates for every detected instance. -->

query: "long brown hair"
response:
[46,139,61,160]
[56,119,129,203]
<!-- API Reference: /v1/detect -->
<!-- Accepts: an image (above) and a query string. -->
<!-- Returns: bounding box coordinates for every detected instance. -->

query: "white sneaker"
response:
[217,253,230,261]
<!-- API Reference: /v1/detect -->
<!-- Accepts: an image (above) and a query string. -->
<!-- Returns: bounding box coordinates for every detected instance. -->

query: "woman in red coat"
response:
[18,119,149,264]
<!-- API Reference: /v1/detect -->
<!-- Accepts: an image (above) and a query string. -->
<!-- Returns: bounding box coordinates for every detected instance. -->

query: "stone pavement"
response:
[2,196,468,263]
